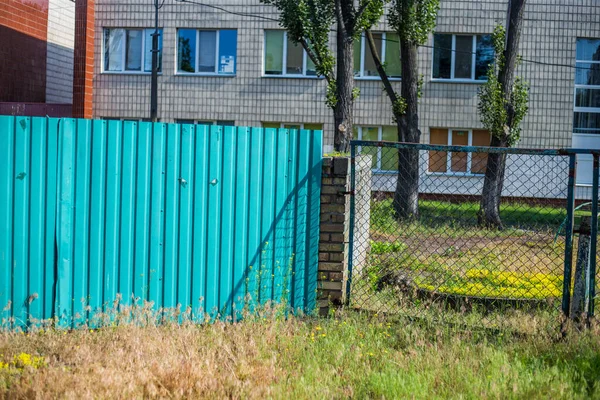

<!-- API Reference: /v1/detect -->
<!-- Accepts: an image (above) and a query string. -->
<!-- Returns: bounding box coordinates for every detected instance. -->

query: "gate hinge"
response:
[337,190,355,196]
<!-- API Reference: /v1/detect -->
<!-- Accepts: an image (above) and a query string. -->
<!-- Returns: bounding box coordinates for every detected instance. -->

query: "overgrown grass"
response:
[0,310,598,399]
[371,198,570,237]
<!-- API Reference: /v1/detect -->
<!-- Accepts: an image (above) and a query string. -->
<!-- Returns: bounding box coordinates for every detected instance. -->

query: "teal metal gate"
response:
[0,116,323,327]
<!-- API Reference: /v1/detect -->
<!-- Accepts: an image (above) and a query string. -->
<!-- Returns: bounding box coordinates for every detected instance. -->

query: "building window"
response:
[353,126,397,172]
[353,32,401,79]
[103,28,162,73]
[432,34,493,81]
[428,128,490,174]
[262,122,322,131]
[264,31,317,77]
[574,38,600,134]
[101,117,157,122]
[175,119,235,126]
[177,29,237,75]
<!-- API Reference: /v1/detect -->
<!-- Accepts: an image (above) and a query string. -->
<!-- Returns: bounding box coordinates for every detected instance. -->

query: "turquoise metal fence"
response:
[0,116,323,327]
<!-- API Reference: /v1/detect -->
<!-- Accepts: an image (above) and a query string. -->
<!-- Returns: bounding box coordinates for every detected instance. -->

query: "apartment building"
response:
[93,0,599,190]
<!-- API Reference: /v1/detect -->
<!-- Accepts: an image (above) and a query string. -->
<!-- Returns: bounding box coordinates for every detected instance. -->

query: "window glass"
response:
[218,30,237,74]
[574,39,600,135]
[381,126,397,171]
[176,119,195,125]
[216,120,235,126]
[125,30,143,71]
[575,63,600,86]
[286,38,303,75]
[265,31,284,74]
[454,36,473,79]
[105,28,124,71]
[306,57,317,76]
[385,33,401,78]
[576,39,600,61]
[433,34,452,79]
[144,29,162,72]
[471,130,490,174]
[304,123,322,131]
[575,88,600,109]
[362,127,379,169]
[283,124,301,130]
[198,31,217,72]
[574,112,600,134]
[475,35,494,80]
[262,122,281,129]
[178,29,196,72]
[353,39,361,76]
[363,33,382,77]
[429,128,447,173]
[450,130,468,172]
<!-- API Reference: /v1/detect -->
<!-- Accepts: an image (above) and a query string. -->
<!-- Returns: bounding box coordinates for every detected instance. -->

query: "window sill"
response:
[262,74,323,79]
[355,76,401,81]
[174,73,237,77]
[430,78,486,84]
[426,171,485,177]
[101,71,162,75]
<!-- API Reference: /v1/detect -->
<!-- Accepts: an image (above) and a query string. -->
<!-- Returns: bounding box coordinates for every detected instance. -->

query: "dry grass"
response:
[1,307,599,399]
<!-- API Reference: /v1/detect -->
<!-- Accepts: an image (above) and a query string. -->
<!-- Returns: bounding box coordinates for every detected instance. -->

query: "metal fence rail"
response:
[349,140,599,331]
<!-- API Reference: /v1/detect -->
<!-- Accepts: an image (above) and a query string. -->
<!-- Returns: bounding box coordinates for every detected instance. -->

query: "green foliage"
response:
[354,0,386,40]
[370,240,407,255]
[326,80,338,109]
[389,0,440,45]
[417,74,424,98]
[352,86,361,100]
[392,97,407,120]
[478,24,529,146]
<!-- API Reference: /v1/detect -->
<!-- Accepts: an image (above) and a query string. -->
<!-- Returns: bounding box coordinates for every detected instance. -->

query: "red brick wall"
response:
[0,0,49,102]
[72,0,94,119]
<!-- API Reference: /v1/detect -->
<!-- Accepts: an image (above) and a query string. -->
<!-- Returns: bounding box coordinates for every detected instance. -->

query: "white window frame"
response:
[175,29,237,76]
[102,28,161,74]
[573,39,600,136]
[431,34,490,83]
[354,126,398,173]
[355,32,401,81]
[262,31,318,78]
[428,128,489,176]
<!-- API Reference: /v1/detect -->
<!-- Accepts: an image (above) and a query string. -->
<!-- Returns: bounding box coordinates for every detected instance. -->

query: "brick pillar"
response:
[317,157,350,315]
[317,156,372,315]
[72,0,94,118]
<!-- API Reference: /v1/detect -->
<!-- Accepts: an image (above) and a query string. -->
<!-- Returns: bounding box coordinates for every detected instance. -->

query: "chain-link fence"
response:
[348,141,599,333]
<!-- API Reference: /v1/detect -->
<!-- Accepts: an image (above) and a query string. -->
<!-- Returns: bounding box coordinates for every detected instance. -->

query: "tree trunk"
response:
[478,0,526,228]
[333,0,355,152]
[393,41,420,219]
[478,136,508,229]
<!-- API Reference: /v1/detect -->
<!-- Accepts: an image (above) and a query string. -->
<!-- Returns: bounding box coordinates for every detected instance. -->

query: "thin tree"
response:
[260,0,383,152]
[477,0,529,229]
[364,0,439,219]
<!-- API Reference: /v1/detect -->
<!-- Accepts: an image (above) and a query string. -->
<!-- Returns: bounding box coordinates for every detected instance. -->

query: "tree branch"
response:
[299,38,334,83]
[365,29,399,106]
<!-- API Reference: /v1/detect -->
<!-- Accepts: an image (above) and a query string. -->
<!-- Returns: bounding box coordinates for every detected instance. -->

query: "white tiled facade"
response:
[93,0,600,155]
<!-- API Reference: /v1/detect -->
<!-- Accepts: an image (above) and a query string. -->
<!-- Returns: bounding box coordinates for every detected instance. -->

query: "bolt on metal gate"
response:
[348,140,599,331]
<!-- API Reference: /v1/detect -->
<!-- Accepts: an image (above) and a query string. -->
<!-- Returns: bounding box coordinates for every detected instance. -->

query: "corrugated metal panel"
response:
[0,116,323,327]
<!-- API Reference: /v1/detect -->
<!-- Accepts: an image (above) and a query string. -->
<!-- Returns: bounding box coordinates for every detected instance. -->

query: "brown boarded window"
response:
[471,130,491,174]
[429,128,448,172]
[450,130,468,172]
